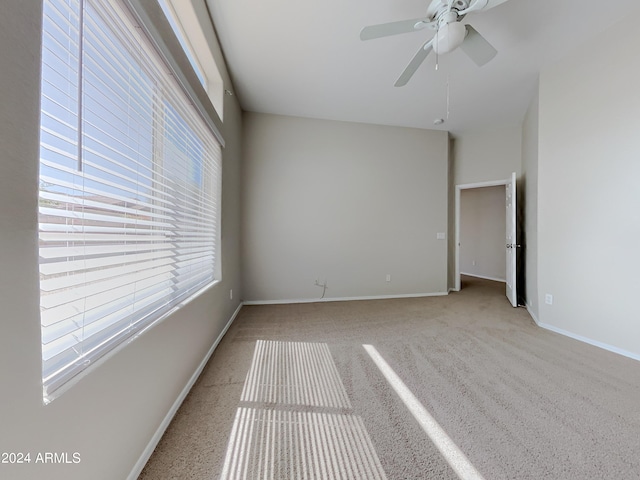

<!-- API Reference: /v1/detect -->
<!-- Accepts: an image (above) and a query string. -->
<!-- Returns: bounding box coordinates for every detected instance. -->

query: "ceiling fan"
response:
[360,0,510,86]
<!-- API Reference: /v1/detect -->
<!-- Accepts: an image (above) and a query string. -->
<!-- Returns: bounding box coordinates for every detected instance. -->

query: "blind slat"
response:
[40,256,175,291]
[42,280,176,353]
[39,242,177,259]
[41,273,176,329]
[39,232,169,242]
[39,249,176,275]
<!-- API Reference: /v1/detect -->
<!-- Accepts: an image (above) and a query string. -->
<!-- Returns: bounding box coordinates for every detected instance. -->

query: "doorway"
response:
[454,178,511,294]
[460,185,506,282]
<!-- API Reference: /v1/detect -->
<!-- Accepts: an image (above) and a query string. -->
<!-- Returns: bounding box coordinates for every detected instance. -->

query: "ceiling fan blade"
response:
[458,0,511,15]
[394,40,433,87]
[360,18,432,41]
[460,25,497,66]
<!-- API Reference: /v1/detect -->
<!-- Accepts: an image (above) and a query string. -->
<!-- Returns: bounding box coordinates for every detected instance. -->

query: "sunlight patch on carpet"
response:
[363,344,486,480]
[220,407,387,480]
[241,340,352,409]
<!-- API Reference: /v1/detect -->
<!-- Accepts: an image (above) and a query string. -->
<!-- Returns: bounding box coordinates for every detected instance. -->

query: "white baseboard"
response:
[527,306,640,363]
[525,303,540,325]
[460,272,506,283]
[243,291,449,306]
[128,302,243,480]
[536,321,640,362]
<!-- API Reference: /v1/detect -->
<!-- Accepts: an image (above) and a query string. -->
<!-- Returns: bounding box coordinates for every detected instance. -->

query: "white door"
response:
[505,172,517,307]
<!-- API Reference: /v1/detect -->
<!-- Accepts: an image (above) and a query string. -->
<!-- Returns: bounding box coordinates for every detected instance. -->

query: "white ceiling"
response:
[206,0,639,135]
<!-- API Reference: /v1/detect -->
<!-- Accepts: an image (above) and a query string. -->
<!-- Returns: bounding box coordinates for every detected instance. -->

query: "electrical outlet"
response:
[545,294,553,305]
[472,260,476,266]
[230,289,233,300]
[386,274,391,282]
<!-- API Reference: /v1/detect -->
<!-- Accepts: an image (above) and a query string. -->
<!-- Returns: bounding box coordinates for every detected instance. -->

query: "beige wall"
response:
[453,125,522,186]
[537,14,640,358]
[460,186,506,281]
[242,113,449,302]
[0,2,243,479]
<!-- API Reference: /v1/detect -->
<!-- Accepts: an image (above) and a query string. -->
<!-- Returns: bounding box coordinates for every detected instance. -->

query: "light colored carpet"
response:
[139,276,640,479]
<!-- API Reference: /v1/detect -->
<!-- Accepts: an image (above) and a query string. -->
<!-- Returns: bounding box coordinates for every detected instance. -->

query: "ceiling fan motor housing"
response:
[427,0,471,22]
[432,11,466,54]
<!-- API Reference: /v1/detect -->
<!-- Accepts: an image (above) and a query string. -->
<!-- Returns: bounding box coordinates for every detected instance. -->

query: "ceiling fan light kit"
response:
[360,0,509,86]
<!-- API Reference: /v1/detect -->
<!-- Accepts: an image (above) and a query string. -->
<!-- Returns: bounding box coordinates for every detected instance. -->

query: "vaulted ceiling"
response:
[207,0,639,134]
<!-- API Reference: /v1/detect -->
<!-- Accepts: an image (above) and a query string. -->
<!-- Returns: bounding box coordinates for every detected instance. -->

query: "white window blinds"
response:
[39,0,222,402]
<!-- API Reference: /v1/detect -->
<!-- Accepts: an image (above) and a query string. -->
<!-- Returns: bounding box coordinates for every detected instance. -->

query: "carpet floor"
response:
[139,276,640,479]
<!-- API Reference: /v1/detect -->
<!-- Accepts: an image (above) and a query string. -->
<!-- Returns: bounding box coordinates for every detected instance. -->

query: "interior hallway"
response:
[140,277,640,479]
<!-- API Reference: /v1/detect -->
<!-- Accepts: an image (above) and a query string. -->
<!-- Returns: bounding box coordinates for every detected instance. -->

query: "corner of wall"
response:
[447,133,456,291]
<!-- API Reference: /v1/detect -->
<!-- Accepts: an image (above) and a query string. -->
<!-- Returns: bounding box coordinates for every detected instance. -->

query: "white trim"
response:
[454,178,510,292]
[127,302,243,480]
[525,303,540,325]
[243,291,449,306]
[460,272,506,283]
[456,179,509,190]
[534,321,640,363]
[527,305,640,363]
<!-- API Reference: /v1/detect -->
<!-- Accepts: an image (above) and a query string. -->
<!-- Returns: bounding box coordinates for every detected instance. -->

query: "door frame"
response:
[453,178,510,292]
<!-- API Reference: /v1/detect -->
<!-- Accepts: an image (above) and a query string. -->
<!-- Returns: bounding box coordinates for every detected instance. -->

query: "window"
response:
[39,0,222,403]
